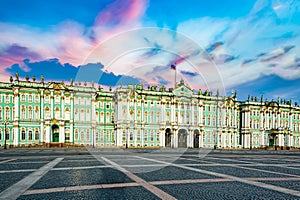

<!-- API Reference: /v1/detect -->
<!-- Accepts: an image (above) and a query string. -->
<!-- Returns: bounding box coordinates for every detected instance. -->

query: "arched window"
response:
[35,106,39,119]
[35,130,39,140]
[74,129,79,141]
[65,129,70,141]
[65,108,70,120]
[28,106,33,120]
[55,107,60,119]
[21,94,25,102]
[28,130,33,140]
[5,107,10,120]
[21,129,26,140]
[0,107,2,120]
[28,95,32,102]
[45,107,50,118]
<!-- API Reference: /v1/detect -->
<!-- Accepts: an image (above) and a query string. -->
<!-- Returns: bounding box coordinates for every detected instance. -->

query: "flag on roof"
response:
[170,64,176,70]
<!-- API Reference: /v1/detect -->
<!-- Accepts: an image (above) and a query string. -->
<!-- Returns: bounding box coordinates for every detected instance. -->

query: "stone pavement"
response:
[0,148,300,199]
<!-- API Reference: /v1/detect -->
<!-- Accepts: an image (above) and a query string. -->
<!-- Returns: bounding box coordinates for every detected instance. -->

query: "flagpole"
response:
[174,66,177,88]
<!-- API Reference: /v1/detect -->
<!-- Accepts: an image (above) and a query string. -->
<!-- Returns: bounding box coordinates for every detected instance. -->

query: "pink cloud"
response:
[95,0,146,27]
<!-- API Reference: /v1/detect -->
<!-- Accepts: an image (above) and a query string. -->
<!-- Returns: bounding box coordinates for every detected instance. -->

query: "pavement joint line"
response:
[101,156,177,200]
[0,169,36,174]
[135,156,300,198]
[205,156,258,164]
[0,159,16,164]
[231,164,300,178]
[8,161,49,164]
[51,165,113,171]
[203,157,300,178]
[0,157,64,200]
[22,176,300,196]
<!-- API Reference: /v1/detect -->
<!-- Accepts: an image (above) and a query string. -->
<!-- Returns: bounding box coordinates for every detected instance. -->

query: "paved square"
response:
[1,149,300,199]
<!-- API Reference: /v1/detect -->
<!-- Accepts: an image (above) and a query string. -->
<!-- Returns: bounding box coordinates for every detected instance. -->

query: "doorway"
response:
[194,129,200,148]
[178,129,187,148]
[165,128,171,147]
[52,124,59,142]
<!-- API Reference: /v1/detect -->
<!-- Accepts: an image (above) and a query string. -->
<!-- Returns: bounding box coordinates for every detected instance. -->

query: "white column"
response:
[141,127,144,147]
[266,112,269,129]
[59,122,65,143]
[45,122,50,143]
[228,132,231,148]
[61,92,64,120]
[278,134,283,147]
[289,113,293,130]
[189,130,193,148]
[70,93,74,143]
[13,125,19,146]
[13,88,19,146]
[222,107,226,127]
[173,129,178,148]
[70,123,74,143]
[199,105,203,125]
[50,90,54,119]
[261,131,265,146]
[160,129,164,147]
[116,129,123,147]
[199,132,203,148]
[233,133,237,148]
[191,102,194,126]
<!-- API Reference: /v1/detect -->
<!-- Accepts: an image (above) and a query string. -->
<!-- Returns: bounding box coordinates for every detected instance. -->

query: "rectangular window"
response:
[6,95,10,103]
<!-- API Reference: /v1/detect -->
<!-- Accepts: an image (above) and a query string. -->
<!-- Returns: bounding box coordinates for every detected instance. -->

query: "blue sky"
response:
[0,0,300,102]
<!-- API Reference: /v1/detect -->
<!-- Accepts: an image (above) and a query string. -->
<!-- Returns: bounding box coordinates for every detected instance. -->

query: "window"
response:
[65,129,70,141]
[35,94,39,103]
[21,94,25,102]
[28,106,33,120]
[65,108,70,120]
[28,95,32,103]
[35,130,39,140]
[5,95,9,103]
[5,107,10,120]
[21,106,26,120]
[44,94,50,103]
[75,129,79,141]
[106,104,110,109]
[45,107,50,118]
[28,130,32,140]
[35,106,39,119]
[21,130,26,140]
[5,129,9,140]
[55,94,60,104]
[0,107,2,120]
[55,107,60,119]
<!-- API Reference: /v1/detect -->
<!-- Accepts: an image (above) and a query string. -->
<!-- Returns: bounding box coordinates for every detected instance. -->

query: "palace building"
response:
[1,74,300,149]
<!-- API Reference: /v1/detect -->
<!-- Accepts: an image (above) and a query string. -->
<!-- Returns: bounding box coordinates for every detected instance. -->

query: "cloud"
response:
[180,70,198,77]
[5,58,140,87]
[0,44,41,72]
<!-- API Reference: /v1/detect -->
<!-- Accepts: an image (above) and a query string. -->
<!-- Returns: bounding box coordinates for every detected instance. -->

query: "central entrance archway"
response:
[52,124,59,142]
[194,129,200,148]
[165,128,172,147]
[178,129,187,148]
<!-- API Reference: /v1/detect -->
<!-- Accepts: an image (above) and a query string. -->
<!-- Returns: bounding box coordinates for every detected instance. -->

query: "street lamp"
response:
[1,120,9,149]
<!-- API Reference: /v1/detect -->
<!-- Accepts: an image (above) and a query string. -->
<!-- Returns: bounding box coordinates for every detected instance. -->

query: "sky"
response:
[0,0,300,103]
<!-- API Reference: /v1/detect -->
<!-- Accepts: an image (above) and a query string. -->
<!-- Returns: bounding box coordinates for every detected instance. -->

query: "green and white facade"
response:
[1,76,300,149]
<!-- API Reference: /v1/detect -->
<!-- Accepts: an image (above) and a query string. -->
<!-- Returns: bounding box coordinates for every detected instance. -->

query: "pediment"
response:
[47,82,67,90]
[173,85,193,98]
